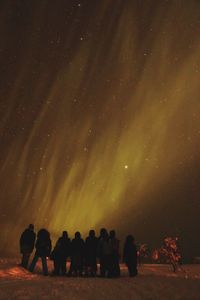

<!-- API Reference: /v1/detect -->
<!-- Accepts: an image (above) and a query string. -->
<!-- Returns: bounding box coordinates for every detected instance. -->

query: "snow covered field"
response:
[0,258,200,300]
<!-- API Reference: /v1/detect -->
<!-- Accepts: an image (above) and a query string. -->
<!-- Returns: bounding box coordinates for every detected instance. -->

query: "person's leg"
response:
[41,256,48,276]
[115,255,120,277]
[127,263,133,277]
[61,258,67,275]
[106,255,113,278]
[85,264,89,276]
[68,258,73,276]
[100,256,106,277]
[73,256,78,276]
[22,252,30,268]
[129,263,137,277]
[53,259,60,275]
[21,253,25,267]
[91,258,97,277]
[29,254,39,272]
[78,257,83,276]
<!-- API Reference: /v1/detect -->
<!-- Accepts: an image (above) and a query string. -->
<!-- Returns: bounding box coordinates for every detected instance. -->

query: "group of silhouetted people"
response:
[19,224,138,278]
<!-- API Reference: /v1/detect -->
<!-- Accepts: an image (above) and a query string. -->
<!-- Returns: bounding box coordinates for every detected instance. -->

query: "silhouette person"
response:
[97,228,112,277]
[51,231,71,276]
[29,228,52,276]
[123,235,138,277]
[19,224,36,268]
[69,232,85,276]
[85,230,98,277]
[109,230,120,277]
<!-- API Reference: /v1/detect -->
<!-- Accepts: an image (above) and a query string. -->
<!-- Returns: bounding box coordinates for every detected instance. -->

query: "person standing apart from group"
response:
[123,235,138,277]
[19,224,36,268]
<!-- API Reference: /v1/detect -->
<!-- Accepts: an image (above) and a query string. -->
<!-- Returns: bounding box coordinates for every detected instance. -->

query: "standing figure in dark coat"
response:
[51,231,71,276]
[123,235,138,277]
[19,224,36,268]
[85,230,98,277]
[97,228,112,277]
[109,230,120,277]
[69,232,85,276]
[29,228,52,276]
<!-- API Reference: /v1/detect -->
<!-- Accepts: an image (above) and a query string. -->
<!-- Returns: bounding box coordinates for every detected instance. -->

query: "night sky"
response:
[0,0,200,259]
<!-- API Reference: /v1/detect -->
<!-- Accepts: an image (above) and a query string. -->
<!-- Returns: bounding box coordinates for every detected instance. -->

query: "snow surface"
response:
[0,258,200,300]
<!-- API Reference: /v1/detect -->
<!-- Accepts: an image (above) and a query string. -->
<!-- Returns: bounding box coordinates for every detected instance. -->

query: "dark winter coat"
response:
[71,237,85,258]
[51,236,71,260]
[85,236,98,266]
[20,228,36,254]
[123,242,137,265]
[97,237,112,257]
[35,229,52,257]
[110,237,120,257]
[71,237,85,270]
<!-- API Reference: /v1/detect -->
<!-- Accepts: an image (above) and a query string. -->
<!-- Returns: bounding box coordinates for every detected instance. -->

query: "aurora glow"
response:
[0,1,200,258]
